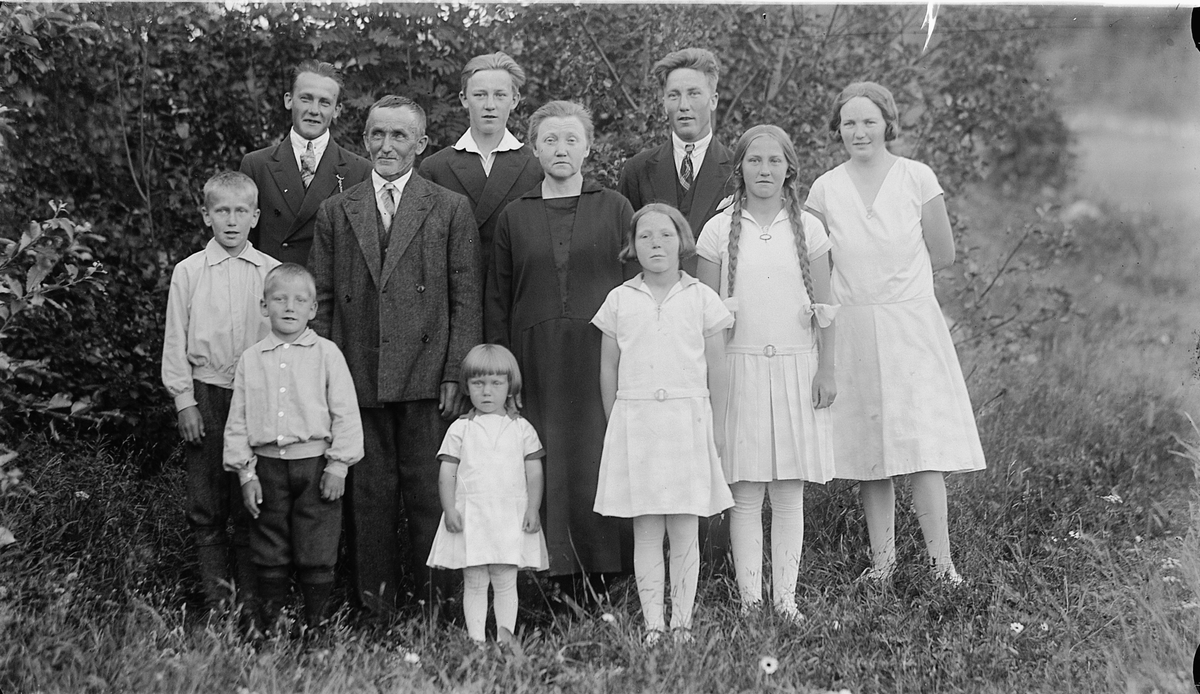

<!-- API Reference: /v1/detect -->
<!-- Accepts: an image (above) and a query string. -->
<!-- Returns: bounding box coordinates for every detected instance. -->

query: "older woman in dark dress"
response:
[485,101,634,584]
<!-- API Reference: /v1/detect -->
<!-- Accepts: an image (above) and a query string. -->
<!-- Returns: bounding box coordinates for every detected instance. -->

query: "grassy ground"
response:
[0,180,1195,692]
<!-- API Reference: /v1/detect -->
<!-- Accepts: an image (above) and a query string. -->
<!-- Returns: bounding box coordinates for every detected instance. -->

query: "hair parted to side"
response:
[726,125,817,314]
[827,81,900,142]
[652,47,721,93]
[619,203,696,263]
[263,262,316,297]
[460,52,527,93]
[460,344,523,401]
[366,95,427,136]
[292,60,345,102]
[203,170,258,209]
[528,100,594,146]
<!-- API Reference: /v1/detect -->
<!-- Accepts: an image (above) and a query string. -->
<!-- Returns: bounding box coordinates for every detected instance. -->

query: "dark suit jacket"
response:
[309,174,482,408]
[418,144,543,275]
[617,138,735,273]
[240,138,373,265]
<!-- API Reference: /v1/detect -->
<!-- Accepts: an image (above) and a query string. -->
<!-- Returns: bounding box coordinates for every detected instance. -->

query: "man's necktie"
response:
[300,141,316,188]
[679,143,695,191]
[382,184,397,228]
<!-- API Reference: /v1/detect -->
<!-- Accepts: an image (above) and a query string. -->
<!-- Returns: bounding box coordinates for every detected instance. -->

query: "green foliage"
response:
[0,3,1070,441]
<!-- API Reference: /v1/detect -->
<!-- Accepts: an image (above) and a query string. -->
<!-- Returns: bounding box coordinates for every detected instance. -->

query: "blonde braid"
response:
[726,189,745,298]
[784,180,818,338]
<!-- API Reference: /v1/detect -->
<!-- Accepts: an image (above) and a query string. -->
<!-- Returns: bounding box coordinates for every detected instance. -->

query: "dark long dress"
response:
[485,181,634,575]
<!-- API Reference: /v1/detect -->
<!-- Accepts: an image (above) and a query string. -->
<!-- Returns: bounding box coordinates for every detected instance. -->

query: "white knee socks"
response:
[462,564,520,642]
[633,514,699,631]
[729,480,805,609]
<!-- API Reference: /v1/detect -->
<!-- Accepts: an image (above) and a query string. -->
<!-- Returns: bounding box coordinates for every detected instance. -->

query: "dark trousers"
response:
[347,401,448,613]
[251,455,342,585]
[185,381,249,549]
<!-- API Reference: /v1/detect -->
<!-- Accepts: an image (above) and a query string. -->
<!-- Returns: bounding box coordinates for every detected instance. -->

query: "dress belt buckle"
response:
[654,388,667,402]
[763,344,777,358]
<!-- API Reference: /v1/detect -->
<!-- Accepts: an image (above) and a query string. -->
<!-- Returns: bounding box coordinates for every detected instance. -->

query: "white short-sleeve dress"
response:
[590,274,735,518]
[805,158,986,480]
[426,411,550,570]
[696,207,838,484]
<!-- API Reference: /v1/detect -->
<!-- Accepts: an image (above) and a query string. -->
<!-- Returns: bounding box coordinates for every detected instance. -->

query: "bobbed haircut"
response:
[460,344,523,400]
[460,52,527,93]
[619,203,696,263]
[203,170,258,209]
[263,262,316,298]
[827,81,900,142]
[292,60,345,103]
[652,47,721,93]
[366,95,427,137]
[528,100,594,147]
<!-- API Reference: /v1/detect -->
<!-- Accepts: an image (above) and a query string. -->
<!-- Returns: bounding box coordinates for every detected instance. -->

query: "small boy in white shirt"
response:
[161,171,279,612]
[224,263,363,632]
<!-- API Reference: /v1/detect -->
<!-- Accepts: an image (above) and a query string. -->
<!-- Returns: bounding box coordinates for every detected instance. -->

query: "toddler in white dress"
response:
[592,203,734,644]
[427,344,548,644]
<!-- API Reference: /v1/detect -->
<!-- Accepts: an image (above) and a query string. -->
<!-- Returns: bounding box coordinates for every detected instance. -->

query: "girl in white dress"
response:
[804,82,986,583]
[592,203,734,644]
[427,344,548,644]
[696,125,838,622]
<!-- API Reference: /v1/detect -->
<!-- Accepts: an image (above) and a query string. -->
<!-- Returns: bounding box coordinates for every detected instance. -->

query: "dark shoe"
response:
[300,581,334,630]
[257,574,292,636]
[196,544,231,611]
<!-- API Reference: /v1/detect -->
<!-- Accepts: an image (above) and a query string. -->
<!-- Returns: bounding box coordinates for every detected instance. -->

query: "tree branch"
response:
[577,11,639,113]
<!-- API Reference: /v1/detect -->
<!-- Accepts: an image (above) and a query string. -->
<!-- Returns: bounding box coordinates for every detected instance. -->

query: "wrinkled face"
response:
[285,71,342,140]
[741,136,789,202]
[202,187,260,256]
[634,212,681,276]
[467,373,510,415]
[261,274,317,342]
[533,116,590,181]
[364,106,428,180]
[460,69,519,138]
[662,68,717,143]
[839,96,889,161]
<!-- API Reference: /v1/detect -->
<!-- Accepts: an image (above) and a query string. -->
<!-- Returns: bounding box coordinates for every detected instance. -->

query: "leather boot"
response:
[299,581,334,630]
[257,574,292,636]
[195,544,231,611]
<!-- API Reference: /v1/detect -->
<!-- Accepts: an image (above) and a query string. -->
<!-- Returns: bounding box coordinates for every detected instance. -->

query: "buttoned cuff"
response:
[174,391,198,412]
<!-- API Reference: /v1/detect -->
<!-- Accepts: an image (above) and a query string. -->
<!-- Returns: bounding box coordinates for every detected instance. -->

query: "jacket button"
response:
[421,334,430,343]
[416,284,425,293]
[344,294,352,303]
[274,209,281,217]
[281,242,289,248]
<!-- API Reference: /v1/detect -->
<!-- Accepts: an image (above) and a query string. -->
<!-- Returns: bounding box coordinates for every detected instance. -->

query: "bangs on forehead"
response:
[462,351,514,379]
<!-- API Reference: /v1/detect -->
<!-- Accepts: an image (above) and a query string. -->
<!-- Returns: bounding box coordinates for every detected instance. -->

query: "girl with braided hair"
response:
[805,82,984,585]
[696,125,838,622]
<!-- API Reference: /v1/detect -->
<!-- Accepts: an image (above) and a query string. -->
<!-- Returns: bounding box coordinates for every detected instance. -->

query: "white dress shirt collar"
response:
[289,128,331,172]
[671,129,713,177]
[453,129,523,176]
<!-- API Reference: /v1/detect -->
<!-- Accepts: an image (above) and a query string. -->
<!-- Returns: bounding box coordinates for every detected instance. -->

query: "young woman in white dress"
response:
[592,203,734,644]
[804,82,986,583]
[427,344,548,644]
[696,125,838,622]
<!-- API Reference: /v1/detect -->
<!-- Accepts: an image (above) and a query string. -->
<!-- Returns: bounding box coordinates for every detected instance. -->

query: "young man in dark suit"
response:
[617,47,734,276]
[240,60,373,265]
[308,95,481,616]
[419,52,542,278]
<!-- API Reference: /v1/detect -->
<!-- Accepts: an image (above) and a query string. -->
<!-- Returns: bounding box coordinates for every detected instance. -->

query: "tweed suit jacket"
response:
[308,174,482,408]
[418,144,543,276]
[617,137,735,238]
[240,138,373,265]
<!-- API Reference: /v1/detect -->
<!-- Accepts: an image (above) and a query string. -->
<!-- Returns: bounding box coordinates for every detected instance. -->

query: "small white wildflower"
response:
[1039,622,1049,632]
[1101,493,1122,504]
[1009,622,1024,635]
[1134,535,1143,543]
[403,652,420,665]
[600,612,616,624]
[831,620,841,631]
[1162,575,1181,584]
[1068,530,1081,540]
[758,656,779,675]
[1162,558,1181,570]
[75,491,90,500]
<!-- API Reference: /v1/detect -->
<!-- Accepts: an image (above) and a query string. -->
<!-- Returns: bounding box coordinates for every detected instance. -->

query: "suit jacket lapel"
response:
[474,148,532,227]
[688,138,732,233]
[344,184,382,287]
[380,175,434,287]
[649,140,679,207]
[288,141,352,237]
[447,151,487,207]
[267,141,305,216]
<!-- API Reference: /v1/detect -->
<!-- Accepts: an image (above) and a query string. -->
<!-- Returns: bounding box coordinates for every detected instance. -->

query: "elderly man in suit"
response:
[617,47,734,276]
[419,51,542,278]
[309,94,481,614]
[240,60,373,265]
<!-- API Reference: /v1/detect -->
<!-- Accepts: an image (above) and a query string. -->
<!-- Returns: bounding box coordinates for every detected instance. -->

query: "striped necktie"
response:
[300,141,316,188]
[679,143,695,191]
